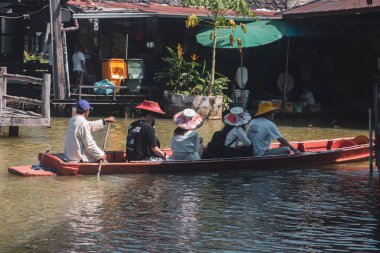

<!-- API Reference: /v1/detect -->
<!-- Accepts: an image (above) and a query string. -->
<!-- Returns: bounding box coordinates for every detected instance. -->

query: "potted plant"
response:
[155,44,230,119]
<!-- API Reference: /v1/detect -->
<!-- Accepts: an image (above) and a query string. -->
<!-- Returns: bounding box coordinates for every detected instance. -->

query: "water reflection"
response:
[0,117,379,252]
[5,169,380,252]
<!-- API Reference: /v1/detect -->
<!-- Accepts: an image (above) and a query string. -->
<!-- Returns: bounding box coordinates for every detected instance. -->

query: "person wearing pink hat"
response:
[170,109,204,161]
[126,100,168,161]
[222,107,252,158]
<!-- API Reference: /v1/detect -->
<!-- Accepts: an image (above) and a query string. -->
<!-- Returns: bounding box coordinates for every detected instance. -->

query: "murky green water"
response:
[1,117,379,252]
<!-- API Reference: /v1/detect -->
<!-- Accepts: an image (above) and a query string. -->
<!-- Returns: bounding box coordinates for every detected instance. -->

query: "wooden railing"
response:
[72,84,156,100]
[0,66,51,136]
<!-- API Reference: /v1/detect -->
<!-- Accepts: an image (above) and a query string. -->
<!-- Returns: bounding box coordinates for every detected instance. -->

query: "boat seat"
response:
[297,143,306,152]
[303,140,332,152]
[105,151,126,163]
[331,139,356,149]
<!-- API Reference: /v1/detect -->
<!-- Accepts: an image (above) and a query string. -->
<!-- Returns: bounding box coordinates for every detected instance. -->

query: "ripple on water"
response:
[1,118,380,252]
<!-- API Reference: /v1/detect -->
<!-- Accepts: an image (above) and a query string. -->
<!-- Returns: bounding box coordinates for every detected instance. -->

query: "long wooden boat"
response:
[8,136,371,177]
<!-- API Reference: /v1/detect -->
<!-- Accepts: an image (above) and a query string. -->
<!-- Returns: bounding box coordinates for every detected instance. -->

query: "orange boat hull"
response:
[8,137,372,177]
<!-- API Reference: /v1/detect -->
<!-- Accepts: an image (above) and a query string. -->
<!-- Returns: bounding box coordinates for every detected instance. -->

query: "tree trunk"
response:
[49,0,67,104]
[208,27,217,96]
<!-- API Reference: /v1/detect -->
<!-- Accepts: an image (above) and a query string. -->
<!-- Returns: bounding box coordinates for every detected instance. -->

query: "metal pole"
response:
[370,108,373,174]
[125,34,129,60]
[283,37,290,104]
[240,50,244,108]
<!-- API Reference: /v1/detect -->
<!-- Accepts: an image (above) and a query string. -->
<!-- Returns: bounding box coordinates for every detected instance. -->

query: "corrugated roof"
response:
[68,0,293,11]
[281,0,380,16]
[67,0,278,18]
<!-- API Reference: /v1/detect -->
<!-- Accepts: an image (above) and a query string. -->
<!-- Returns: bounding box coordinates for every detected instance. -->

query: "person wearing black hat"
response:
[64,100,116,163]
[126,100,168,161]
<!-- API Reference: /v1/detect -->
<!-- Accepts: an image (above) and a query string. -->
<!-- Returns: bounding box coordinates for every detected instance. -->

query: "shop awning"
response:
[196,20,330,49]
[196,20,284,48]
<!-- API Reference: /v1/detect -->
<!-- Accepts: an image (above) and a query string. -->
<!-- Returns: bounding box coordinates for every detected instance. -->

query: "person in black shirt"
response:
[126,100,167,161]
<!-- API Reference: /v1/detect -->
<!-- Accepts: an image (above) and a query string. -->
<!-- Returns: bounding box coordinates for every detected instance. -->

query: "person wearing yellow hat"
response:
[247,101,301,156]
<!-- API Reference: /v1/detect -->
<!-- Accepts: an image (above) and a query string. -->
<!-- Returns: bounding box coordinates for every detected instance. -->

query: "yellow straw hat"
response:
[254,101,280,117]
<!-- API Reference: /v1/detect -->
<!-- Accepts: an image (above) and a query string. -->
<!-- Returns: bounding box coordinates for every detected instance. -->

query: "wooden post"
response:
[9,126,19,137]
[370,108,373,174]
[0,67,7,108]
[0,67,6,126]
[125,105,132,118]
[71,105,77,116]
[0,71,2,123]
[49,0,67,102]
[42,74,51,120]
[1,67,7,98]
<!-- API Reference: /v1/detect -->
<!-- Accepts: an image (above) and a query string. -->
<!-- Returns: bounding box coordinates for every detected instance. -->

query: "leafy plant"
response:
[182,0,255,95]
[23,51,49,63]
[155,45,230,97]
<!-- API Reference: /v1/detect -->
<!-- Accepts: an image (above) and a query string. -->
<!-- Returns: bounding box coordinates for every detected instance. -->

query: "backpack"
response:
[206,128,235,158]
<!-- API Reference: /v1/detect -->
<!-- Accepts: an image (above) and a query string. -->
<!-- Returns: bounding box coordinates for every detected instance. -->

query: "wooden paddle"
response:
[97,122,111,179]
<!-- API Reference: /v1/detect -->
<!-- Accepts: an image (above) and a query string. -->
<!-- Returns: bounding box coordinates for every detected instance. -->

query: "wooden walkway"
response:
[1,107,50,126]
[0,67,51,136]
[52,84,153,117]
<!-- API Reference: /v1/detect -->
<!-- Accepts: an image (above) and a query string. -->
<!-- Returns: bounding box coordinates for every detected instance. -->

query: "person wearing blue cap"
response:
[64,100,116,163]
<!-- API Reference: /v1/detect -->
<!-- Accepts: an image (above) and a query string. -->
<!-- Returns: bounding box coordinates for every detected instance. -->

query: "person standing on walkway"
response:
[247,101,301,156]
[64,100,116,162]
[170,109,204,161]
[72,44,86,86]
[126,100,168,161]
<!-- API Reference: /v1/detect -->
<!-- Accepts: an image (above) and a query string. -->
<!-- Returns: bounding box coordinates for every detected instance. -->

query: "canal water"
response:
[1,117,380,252]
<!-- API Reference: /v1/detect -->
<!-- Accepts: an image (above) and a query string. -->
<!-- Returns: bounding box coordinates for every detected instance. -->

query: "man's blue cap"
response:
[76,100,93,111]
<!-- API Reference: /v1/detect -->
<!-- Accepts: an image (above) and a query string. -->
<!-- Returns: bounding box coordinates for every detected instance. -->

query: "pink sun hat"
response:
[224,107,251,126]
[173,109,203,130]
[135,100,165,114]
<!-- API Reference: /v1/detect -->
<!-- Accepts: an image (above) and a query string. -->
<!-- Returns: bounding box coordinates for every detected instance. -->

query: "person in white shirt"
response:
[64,100,116,163]
[223,107,252,157]
[72,44,86,86]
[170,109,204,161]
[300,86,315,106]
[247,101,301,156]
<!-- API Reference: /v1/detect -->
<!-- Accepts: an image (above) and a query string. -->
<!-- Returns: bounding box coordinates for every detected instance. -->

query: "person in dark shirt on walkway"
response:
[126,100,168,161]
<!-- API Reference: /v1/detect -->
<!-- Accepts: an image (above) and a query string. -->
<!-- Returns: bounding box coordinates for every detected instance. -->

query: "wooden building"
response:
[278,0,380,117]
[0,1,51,136]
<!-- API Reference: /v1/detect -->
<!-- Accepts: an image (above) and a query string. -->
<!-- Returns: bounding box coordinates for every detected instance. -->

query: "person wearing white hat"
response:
[247,101,301,156]
[170,109,204,161]
[222,107,252,157]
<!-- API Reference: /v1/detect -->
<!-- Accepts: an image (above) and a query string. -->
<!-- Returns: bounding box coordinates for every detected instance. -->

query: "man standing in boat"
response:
[64,100,116,163]
[247,101,301,156]
[126,100,168,161]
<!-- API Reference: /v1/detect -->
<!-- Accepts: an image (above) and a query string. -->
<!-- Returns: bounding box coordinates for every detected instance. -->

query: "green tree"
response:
[182,0,255,96]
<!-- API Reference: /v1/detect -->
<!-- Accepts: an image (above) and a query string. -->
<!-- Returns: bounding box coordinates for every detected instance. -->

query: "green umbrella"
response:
[196,20,285,49]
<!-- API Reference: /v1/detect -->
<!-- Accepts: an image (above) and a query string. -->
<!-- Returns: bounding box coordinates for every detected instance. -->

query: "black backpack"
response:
[206,127,235,158]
